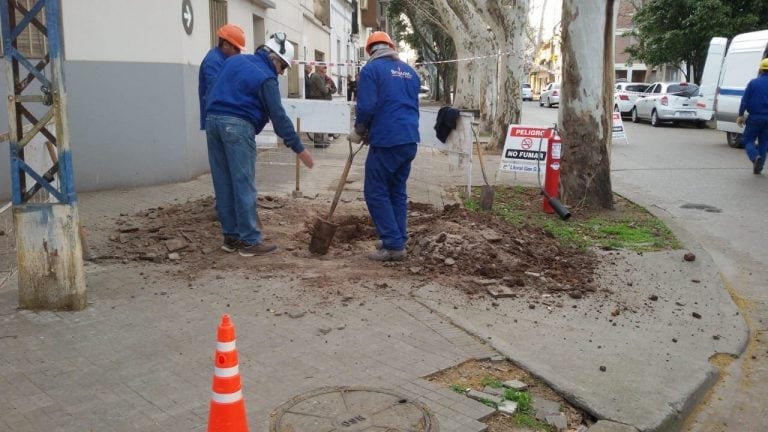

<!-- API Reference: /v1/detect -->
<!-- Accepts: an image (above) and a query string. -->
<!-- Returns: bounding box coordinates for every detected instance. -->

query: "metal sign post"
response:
[0,0,86,310]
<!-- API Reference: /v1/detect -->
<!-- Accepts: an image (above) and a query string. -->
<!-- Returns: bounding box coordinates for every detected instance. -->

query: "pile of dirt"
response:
[98,194,597,298]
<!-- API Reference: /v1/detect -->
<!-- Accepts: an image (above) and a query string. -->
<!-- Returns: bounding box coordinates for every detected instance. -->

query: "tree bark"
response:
[559,0,615,210]
[433,0,528,149]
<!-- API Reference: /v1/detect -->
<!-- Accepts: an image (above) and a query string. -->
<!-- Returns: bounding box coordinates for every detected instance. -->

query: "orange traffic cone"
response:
[207,314,249,432]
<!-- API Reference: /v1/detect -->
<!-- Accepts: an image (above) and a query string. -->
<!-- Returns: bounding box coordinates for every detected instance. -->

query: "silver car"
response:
[631,82,701,127]
[539,82,560,107]
[614,82,650,116]
[521,83,533,101]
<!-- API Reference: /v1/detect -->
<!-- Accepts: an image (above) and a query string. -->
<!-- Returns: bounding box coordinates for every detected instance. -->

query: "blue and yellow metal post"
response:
[0,0,86,310]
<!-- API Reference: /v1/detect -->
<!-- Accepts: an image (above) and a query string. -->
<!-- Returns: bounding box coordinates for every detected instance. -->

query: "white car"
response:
[631,82,702,127]
[614,82,650,116]
[539,82,560,107]
[521,83,533,101]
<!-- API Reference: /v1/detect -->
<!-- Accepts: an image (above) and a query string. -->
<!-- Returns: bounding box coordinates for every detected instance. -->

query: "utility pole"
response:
[0,0,86,310]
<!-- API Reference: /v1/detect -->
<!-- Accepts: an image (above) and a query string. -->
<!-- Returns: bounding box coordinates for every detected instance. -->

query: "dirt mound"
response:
[99,194,597,298]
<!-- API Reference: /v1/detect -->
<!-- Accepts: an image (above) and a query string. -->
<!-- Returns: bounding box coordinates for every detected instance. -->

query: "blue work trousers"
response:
[364,143,418,251]
[743,117,768,170]
[205,114,262,245]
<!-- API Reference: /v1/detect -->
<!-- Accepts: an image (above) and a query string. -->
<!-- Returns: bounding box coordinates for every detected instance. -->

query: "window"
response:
[209,0,228,48]
[1,0,46,59]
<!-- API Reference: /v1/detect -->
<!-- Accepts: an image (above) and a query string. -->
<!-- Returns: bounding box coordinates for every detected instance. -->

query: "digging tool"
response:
[309,138,365,255]
[472,124,494,211]
[292,118,303,198]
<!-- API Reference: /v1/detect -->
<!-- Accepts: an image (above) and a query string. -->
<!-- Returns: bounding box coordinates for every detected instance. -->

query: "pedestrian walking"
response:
[205,32,314,256]
[198,24,245,130]
[737,58,768,175]
[349,31,420,262]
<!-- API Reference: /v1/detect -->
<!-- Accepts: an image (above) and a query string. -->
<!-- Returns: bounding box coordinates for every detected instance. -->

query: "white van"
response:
[696,37,727,122]
[707,30,768,148]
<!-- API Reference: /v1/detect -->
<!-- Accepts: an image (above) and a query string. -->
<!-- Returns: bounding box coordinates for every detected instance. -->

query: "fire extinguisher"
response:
[538,125,571,220]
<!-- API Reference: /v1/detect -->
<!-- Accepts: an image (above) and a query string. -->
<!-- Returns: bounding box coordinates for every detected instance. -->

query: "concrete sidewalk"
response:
[0,143,748,432]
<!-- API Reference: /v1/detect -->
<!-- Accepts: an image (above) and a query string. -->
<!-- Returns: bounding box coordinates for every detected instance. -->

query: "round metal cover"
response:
[270,386,438,431]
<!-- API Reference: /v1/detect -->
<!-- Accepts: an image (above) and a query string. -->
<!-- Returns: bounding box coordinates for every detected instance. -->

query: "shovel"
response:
[309,138,366,255]
[472,125,494,211]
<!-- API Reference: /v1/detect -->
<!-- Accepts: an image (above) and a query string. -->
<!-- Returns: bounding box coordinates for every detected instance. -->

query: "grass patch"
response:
[481,375,504,388]
[463,185,680,252]
[513,413,555,431]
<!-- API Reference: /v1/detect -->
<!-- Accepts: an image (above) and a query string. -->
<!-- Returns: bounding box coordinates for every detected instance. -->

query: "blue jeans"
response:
[743,117,768,169]
[364,144,418,251]
[205,114,261,245]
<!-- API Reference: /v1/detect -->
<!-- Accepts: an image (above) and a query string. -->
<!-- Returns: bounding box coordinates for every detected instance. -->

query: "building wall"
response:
[0,0,310,201]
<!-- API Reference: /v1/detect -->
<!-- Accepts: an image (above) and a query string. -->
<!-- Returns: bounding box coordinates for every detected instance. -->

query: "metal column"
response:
[0,0,86,310]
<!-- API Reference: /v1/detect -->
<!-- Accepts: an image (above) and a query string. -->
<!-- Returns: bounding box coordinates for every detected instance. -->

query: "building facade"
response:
[0,0,374,200]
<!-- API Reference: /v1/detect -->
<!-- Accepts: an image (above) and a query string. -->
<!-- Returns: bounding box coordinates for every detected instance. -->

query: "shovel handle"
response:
[472,126,490,186]
[327,139,364,220]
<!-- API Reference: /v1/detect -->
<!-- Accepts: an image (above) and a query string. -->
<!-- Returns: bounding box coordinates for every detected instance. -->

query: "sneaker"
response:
[238,242,278,257]
[375,240,383,250]
[754,156,763,174]
[368,248,406,262]
[221,236,242,253]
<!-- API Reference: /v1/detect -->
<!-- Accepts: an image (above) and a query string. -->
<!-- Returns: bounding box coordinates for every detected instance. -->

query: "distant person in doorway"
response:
[346,74,358,102]
[737,58,768,174]
[307,64,337,147]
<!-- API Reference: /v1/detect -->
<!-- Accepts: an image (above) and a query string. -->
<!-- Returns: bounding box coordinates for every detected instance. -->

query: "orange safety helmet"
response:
[365,31,395,55]
[217,24,246,52]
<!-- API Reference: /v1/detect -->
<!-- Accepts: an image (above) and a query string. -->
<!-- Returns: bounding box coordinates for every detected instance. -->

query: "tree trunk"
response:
[559,0,615,210]
[433,0,528,149]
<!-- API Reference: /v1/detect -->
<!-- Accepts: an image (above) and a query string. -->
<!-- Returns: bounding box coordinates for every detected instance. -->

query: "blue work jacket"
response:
[355,56,420,148]
[206,50,304,153]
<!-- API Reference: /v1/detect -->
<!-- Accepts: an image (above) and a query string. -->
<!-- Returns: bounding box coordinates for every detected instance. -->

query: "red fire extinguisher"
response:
[542,133,571,220]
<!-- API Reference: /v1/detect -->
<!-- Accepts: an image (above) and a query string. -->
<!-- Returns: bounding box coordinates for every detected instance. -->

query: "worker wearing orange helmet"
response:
[198,24,246,130]
[737,58,768,174]
[349,31,420,261]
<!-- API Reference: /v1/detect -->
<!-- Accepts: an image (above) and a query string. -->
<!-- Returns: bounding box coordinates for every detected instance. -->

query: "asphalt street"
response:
[522,101,768,431]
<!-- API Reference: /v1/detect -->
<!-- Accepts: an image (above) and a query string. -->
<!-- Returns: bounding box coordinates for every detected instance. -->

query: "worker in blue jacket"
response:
[349,31,420,262]
[737,58,768,175]
[198,24,245,130]
[205,32,314,256]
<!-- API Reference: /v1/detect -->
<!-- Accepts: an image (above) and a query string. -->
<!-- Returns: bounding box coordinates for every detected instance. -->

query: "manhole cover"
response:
[270,386,438,431]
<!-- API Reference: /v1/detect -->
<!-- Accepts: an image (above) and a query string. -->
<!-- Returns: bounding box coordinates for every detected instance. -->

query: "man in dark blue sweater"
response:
[350,31,420,262]
[737,58,768,174]
[205,32,314,256]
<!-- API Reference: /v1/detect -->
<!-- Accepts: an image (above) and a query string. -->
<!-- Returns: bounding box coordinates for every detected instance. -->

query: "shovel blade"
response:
[309,217,338,255]
[480,185,495,211]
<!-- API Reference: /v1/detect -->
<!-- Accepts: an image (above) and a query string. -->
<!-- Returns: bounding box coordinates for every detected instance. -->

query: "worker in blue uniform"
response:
[349,31,420,262]
[205,32,314,256]
[198,24,245,130]
[737,58,768,175]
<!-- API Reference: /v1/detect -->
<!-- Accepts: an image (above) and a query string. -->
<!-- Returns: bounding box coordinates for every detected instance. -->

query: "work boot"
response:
[368,248,406,262]
[238,242,277,257]
[754,156,764,175]
[221,236,242,253]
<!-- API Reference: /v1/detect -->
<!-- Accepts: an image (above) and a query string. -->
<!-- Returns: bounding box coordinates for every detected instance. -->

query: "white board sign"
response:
[281,99,351,134]
[499,125,554,174]
[612,112,627,144]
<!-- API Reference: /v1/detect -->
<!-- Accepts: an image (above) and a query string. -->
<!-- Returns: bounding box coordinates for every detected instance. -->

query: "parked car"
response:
[521,83,533,101]
[539,82,560,107]
[614,82,650,116]
[418,85,430,99]
[631,82,702,127]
